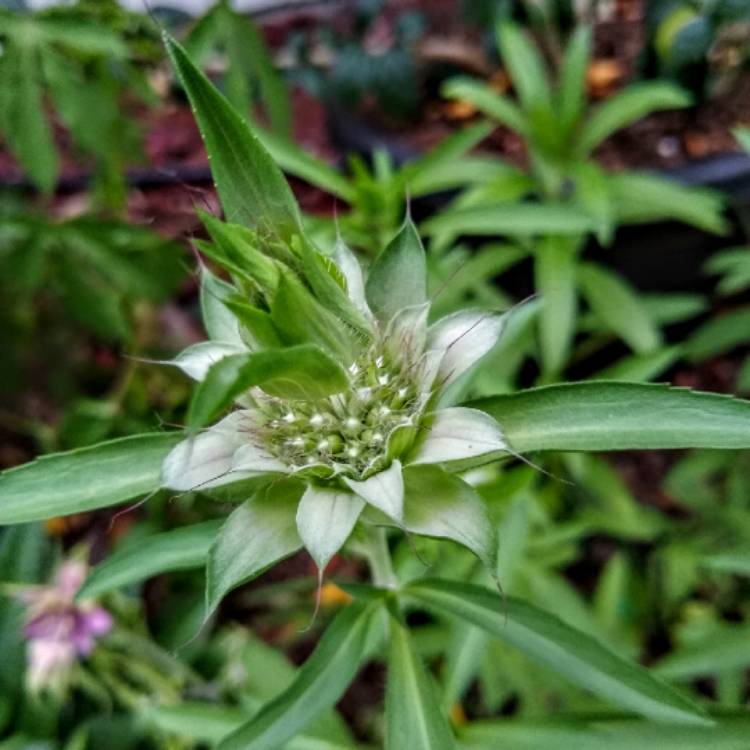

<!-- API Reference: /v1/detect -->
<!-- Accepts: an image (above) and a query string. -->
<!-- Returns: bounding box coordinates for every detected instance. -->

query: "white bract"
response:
[161,223,510,587]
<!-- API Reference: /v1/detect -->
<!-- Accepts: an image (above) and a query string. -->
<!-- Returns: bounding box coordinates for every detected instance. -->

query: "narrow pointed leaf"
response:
[219,600,381,750]
[386,615,456,750]
[0,433,181,524]
[365,219,427,324]
[422,204,594,238]
[471,382,750,452]
[206,481,303,614]
[258,129,355,202]
[144,702,358,749]
[406,579,709,725]
[164,33,301,239]
[579,83,691,155]
[536,235,578,376]
[608,172,727,235]
[558,26,591,134]
[2,43,59,194]
[78,521,222,599]
[497,22,551,112]
[461,716,750,749]
[441,78,526,133]
[578,262,661,353]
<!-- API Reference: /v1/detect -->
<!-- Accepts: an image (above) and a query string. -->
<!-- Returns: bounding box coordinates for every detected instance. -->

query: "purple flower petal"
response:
[82,607,113,636]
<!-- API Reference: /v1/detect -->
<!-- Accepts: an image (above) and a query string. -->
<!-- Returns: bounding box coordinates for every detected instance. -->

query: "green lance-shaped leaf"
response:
[460,715,750,750]
[496,22,552,114]
[78,521,222,600]
[440,77,526,134]
[386,614,457,750]
[219,599,382,750]
[258,128,355,202]
[578,262,662,354]
[206,480,303,615]
[164,33,301,240]
[558,26,592,137]
[366,218,427,324]
[683,307,750,362]
[406,579,709,725]
[144,702,358,749]
[578,82,692,155]
[470,382,750,453]
[0,433,181,525]
[187,345,350,429]
[702,552,750,577]
[608,172,727,235]
[1,41,59,194]
[422,204,594,239]
[535,235,578,376]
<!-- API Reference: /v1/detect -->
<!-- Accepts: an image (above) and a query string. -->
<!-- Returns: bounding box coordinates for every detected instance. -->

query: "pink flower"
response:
[20,560,112,692]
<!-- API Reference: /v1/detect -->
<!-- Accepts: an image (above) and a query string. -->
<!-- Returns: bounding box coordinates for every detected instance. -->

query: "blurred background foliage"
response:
[1,0,750,747]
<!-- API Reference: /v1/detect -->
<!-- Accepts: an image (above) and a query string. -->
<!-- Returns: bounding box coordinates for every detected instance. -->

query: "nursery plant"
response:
[435,21,728,377]
[646,0,750,97]
[183,0,291,138]
[257,120,499,255]
[0,202,188,453]
[0,1,157,207]
[4,32,750,749]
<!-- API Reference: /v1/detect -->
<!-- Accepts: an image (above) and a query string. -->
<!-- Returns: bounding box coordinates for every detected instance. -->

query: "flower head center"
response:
[254,344,424,479]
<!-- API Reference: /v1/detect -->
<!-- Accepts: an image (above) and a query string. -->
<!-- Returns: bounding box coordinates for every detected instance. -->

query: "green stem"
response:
[367,526,397,588]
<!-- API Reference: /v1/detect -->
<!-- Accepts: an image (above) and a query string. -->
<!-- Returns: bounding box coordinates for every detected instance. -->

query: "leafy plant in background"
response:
[434,21,728,378]
[4,33,750,749]
[646,0,750,98]
[257,120,501,255]
[287,0,424,123]
[0,201,187,452]
[672,128,750,392]
[0,1,159,208]
[0,525,194,749]
[182,0,291,137]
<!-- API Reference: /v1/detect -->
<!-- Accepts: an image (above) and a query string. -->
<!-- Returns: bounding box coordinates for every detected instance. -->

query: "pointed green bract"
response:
[186,345,350,428]
[295,487,365,574]
[200,212,282,299]
[365,218,427,324]
[271,273,357,362]
[206,480,303,615]
[402,466,497,570]
[406,579,709,725]
[0,433,181,524]
[200,266,244,344]
[164,33,301,240]
[386,615,457,750]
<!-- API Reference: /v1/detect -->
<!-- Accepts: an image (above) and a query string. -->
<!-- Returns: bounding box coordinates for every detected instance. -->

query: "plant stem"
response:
[367,526,397,589]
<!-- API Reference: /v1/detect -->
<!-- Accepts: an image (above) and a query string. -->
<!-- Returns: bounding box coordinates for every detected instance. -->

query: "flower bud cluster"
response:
[254,344,424,478]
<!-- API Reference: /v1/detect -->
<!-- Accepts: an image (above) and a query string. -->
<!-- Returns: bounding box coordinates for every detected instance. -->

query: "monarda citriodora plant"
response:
[4,31,750,749]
